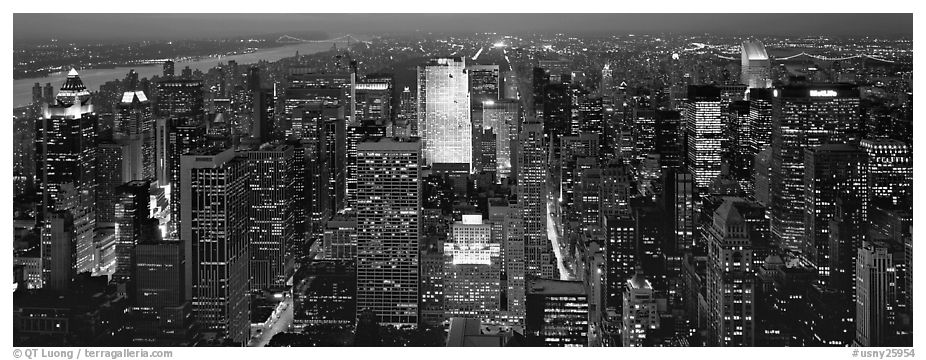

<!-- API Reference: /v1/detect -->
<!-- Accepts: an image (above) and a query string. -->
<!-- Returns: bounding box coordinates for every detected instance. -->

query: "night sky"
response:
[13,13,913,42]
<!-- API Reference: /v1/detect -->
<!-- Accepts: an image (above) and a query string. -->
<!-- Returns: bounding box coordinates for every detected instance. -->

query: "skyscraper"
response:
[741,41,771,89]
[39,69,97,275]
[769,84,860,250]
[155,79,204,119]
[114,90,154,182]
[525,279,589,346]
[417,57,472,168]
[41,211,75,291]
[247,144,295,291]
[113,180,150,283]
[162,60,175,78]
[685,85,723,189]
[855,241,897,347]
[622,272,660,347]
[482,99,519,182]
[443,215,501,321]
[706,198,767,346]
[859,139,912,207]
[803,144,868,283]
[179,148,250,345]
[355,138,421,327]
[518,121,555,279]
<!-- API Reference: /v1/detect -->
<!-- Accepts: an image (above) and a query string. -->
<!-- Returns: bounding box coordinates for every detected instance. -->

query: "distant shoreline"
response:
[13,34,354,81]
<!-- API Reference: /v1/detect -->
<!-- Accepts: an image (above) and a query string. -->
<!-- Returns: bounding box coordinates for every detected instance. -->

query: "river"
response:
[13,39,350,108]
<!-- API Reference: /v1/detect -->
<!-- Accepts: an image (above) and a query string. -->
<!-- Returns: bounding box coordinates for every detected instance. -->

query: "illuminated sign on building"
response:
[809,89,838,97]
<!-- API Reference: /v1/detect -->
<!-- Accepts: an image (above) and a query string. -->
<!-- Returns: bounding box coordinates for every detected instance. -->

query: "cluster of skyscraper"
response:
[12,37,912,348]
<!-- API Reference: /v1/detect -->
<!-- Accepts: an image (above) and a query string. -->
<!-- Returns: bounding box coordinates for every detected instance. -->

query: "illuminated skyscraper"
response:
[417,57,472,168]
[622,272,660,347]
[155,79,204,119]
[859,139,912,206]
[443,215,501,321]
[769,84,860,250]
[706,198,767,346]
[162,60,175,78]
[355,138,421,326]
[113,180,150,283]
[741,41,771,89]
[482,99,518,182]
[179,148,250,345]
[166,120,205,236]
[115,90,154,182]
[803,144,868,283]
[246,144,295,291]
[855,241,897,347]
[39,69,97,275]
[41,210,75,291]
[525,279,589,346]
[518,121,555,279]
[685,85,723,189]
[467,64,500,174]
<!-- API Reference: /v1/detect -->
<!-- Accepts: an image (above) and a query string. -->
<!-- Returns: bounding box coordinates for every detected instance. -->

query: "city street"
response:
[248,295,294,347]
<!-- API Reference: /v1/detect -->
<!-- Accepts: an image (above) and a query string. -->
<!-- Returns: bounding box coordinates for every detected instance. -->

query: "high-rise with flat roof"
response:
[769,84,860,250]
[355,138,421,327]
[741,41,771,89]
[443,215,501,322]
[179,148,250,345]
[417,57,472,168]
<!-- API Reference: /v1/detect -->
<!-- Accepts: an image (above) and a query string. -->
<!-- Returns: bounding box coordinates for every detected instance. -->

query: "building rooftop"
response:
[527,279,586,296]
[120,90,149,104]
[742,41,769,61]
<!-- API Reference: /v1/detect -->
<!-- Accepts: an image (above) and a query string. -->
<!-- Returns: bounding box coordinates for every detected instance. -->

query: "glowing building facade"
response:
[417,57,472,168]
[355,138,421,327]
[741,41,771,89]
[443,215,501,321]
[685,86,723,189]
[769,84,860,250]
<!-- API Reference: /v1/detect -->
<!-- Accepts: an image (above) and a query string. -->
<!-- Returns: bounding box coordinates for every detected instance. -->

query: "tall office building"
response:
[134,231,190,345]
[741,41,771,89]
[654,109,684,171]
[95,143,124,225]
[706,198,767,346]
[247,144,295,291]
[179,148,250,345]
[113,181,150,283]
[855,241,897,347]
[417,57,472,168]
[41,211,75,291]
[115,90,156,181]
[155,79,204,119]
[443,215,501,321]
[467,64,500,174]
[525,279,589,346]
[803,144,868,283]
[662,169,696,257]
[482,99,519,182]
[685,86,723,189]
[166,120,206,236]
[859,139,912,206]
[38,69,96,218]
[355,138,421,327]
[622,272,660,347]
[397,86,416,137]
[518,121,555,279]
[39,69,97,276]
[770,84,860,250]
[162,60,175,78]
